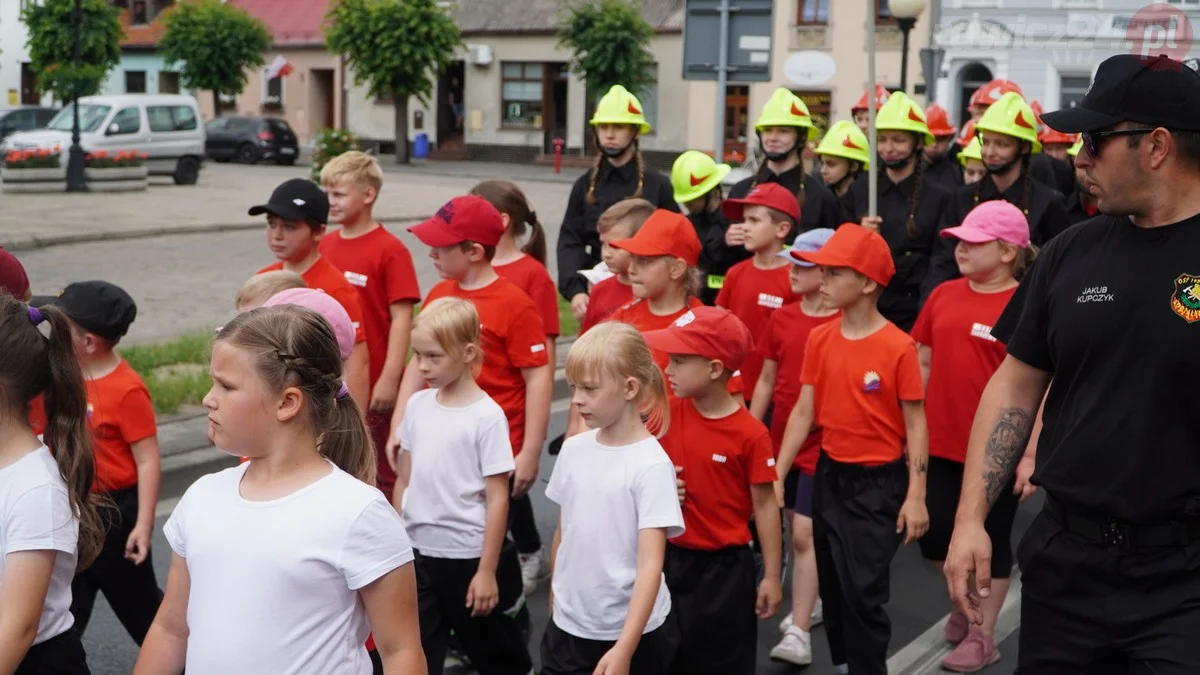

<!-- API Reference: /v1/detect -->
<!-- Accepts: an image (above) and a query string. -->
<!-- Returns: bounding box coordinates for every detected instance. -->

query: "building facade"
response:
[1,0,43,106]
[102,0,191,96]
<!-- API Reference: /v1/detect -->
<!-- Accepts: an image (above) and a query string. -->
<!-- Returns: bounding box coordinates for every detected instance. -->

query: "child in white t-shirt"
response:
[393,297,532,674]
[0,298,103,673]
[133,305,424,675]
[543,321,685,675]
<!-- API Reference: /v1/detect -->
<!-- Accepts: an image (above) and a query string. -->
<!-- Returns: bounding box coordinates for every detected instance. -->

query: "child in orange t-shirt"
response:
[396,195,554,596]
[251,177,369,407]
[318,152,421,496]
[717,183,800,405]
[776,224,929,675]
[644,306,782,675]
[578,199,656,334]
[32,281,165,645]
[749,228,838,667]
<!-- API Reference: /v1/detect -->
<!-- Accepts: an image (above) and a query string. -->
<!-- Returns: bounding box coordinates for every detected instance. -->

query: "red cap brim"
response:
[610,238,670,258]
[642,328,703,358]
[407,218,463,247]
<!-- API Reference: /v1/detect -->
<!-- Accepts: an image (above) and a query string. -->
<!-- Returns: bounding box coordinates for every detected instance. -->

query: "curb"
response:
[1,214,432,253]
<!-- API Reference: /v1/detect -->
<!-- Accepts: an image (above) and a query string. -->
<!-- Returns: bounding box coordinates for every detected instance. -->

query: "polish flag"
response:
[265,55,294,79]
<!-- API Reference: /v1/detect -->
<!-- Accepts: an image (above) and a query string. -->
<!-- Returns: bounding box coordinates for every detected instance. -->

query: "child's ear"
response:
[999,242,1018,265]
[668,257,688,280]
[363,186,378,206]
[623,375,640,401]
[276,386,305,423]
[708,359,726,381]
[776,220,793,240]
[462,343,480,364]
[499,212,511,230]
[861,278,880,295]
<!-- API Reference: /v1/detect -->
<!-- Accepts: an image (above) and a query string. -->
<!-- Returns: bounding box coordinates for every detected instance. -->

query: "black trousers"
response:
[508,492,542,555]
[540,620,673,675]
[16,629,89,675]
[415,542,531,675]
[664,544,756,675]
[813,452,907,674]
[70,486,162,644]
[1018,500,1200,674]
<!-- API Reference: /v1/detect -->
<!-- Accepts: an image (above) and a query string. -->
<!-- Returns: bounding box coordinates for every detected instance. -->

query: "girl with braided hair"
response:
[556,85,677,324]
[946,92,1073,249]
[840,91,957,332]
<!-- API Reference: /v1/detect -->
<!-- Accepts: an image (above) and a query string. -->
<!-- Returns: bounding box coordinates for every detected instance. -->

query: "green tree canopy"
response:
[23,0,122,102]
[158,0,271,117]
[557,0,656,99]
[326,0,460,163]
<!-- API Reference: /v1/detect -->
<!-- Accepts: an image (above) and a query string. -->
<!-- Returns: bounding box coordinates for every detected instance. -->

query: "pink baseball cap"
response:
[940,200,1031,248]
[263,288,355,360]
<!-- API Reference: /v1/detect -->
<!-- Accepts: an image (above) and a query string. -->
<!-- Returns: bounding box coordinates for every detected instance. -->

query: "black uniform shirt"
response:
[923,154,965,192]
[555,160,677,299]
[948,173,1072,247]
[727,164,842,235]
[997,214,1200,522]
[688,208,734,305]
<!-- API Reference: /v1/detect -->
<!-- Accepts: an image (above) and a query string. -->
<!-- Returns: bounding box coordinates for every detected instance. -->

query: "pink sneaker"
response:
[944,610,969,645]
[940,630,1000,673]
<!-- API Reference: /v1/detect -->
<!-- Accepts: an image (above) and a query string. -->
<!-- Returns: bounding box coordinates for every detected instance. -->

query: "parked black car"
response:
[204,116,299,165]
[0,106,60,143]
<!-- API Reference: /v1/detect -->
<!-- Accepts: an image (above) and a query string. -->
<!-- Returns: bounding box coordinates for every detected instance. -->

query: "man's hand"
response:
[369,372,400,413]
[466,571,499,617]
[861,215,884,232]
[570,293,590,321]
[512,452,539,498]
[895,496,929,544]
[944,521,993,626]
[1013,455,1037,503]
[125,524,152,565]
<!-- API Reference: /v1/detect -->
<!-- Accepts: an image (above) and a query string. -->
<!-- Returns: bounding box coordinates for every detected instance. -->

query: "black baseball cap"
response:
[1041,54,1200,133]
[248,178,329,224]
[31,281,137,342]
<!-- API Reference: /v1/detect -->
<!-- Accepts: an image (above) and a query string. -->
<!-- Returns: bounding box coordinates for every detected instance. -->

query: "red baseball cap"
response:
[792,223,895,286]
[0,248,30,300]
[611,209,701,266]
[408,195,506,248]
[721,183,800,225]
[642,306,754,372]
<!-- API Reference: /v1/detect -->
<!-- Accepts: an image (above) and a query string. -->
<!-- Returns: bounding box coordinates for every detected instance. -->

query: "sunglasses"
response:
[1080,128,1159,157]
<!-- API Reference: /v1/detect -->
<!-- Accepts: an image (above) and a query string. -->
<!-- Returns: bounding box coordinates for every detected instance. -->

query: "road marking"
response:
[887,572,1022,674]
[155,496,181,519]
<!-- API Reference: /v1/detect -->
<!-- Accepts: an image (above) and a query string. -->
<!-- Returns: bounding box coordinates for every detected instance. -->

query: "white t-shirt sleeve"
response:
[340,496,415,590]
[5,484,76,555]
[163,486,190,558]
[398,394,419,450]
[544,446,570,506]
[477,407,515,477]
[634,458,686,539]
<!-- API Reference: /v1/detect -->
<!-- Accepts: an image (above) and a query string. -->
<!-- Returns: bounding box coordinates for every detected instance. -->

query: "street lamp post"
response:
[66,0,86,192]
[891,0,927,94]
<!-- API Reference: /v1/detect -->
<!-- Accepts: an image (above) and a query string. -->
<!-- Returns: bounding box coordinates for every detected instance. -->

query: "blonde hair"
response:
[320,150,384,194]
[1008,242,1039,280]
[565,322,669,437]
[412,297,484,375]
[236,271,306,311]
[596,198,656,235]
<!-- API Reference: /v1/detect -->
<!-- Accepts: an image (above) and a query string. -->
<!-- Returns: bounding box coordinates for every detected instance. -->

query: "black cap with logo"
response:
[1041,54,1200,133]
[248,178,329,224]
[31,281,138,342]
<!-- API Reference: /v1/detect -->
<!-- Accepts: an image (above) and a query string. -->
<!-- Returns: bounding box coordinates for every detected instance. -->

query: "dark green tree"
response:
[558,0,656,100]
[23,0,122,102]
[158,0,271,117]
[326,0,461,164]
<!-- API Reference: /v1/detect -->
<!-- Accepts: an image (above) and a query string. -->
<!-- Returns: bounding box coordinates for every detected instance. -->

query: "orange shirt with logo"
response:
[580,277,634,335]
[258,257,367,344]
[423,278,549,455]
[495,254,561,337]
[659,398,776,550]
[800,320,924,465]
[319,227,421,390]
[716,260,796,402]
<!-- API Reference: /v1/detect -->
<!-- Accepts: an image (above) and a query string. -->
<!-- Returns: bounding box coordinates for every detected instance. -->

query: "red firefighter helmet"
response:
[851,84,890,114]
[924,103,958,138]
[957,119,977,148]
[969,79,1025,110]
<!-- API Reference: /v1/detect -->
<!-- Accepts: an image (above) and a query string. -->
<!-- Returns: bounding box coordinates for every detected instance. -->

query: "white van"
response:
[2,94,206,185]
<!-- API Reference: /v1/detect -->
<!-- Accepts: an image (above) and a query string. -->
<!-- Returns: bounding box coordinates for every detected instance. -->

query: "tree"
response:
[326,0,460,164]
[23,0,122,103]
[557,0,656,102]
[158,0,271,118]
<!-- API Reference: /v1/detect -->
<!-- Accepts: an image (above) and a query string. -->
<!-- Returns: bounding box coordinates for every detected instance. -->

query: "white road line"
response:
[887,572,1022,674]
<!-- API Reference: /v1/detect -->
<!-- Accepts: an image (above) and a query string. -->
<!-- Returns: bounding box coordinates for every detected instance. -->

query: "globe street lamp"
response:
[891,0,927,93]
[66,0,87,192]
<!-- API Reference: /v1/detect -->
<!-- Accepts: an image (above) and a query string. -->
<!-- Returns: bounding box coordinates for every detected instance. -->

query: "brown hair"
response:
[215,306,375,484]
[0,295,103,569]
[456,241,497,262]
[1010,242,1039,280]
[596,198,655,235]
[412,297,484,376]
[565,321,669,437]
[236,271,307,311]
[469,180,547,266]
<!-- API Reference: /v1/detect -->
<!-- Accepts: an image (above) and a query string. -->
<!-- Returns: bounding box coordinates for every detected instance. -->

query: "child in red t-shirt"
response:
[777,224,929,675]
[579,199,657,334]
[318,152,421,496]
[396,195,554,597]
[749,228,838,666]
[644,306,782,674]
[717,183,800,405]
[250,178,369,407]
[910,200,1034,671]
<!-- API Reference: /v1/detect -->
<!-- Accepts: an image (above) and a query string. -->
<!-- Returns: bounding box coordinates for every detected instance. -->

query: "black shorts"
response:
[541,619,673,675]
[664,544,756,675]
[786,470,815,518]
[918,455,1018,579]
[17,629,89,675]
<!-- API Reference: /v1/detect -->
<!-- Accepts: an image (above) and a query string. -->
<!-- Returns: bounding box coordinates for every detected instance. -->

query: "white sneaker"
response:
[810,597,824,627]
[519,549,547,595]
[778,611,794,634]
[769,626,813,666]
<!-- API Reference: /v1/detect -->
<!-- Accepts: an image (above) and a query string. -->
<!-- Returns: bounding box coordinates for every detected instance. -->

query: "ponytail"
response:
[632,147,645,199]
[906,150,925,239]
[469,179,547,265]
[564,321,671,438]
[585,153,604,205]
[1019,153,1033,215]
[524,218,547,266]
[320,394,375,485]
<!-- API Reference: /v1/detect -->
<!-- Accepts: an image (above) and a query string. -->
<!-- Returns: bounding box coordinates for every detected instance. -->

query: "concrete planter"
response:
[0,166,66,193]
[85,165,148,192]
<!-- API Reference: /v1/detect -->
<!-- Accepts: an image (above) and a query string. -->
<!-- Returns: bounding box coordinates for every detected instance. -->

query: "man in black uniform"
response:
[945,54,1200,673]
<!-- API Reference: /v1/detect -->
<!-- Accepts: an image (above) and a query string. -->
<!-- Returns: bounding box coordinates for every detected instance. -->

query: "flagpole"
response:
[867,1,878,219]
